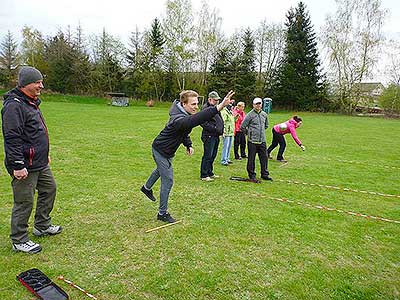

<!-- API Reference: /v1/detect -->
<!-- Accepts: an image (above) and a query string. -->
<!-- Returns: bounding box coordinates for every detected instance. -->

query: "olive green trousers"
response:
[10,166,57,243]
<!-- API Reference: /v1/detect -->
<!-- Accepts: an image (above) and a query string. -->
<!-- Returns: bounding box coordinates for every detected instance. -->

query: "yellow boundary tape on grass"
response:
[146,220,182,233]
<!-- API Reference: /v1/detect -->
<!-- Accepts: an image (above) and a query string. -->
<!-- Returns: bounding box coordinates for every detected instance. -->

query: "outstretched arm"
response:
[289,126,302,146]
[175,90,236,131]
[216,90,235,111]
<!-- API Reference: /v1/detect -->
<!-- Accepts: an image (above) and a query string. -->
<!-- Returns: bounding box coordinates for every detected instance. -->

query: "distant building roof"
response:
[353,82,384,93]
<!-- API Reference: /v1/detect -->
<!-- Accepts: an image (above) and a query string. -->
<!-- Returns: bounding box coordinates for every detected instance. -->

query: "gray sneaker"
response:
[33,225,63,237]
[12,240,42,254]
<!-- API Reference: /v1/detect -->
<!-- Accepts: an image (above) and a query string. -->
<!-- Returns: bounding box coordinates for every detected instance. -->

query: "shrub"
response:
[379,84,400,113]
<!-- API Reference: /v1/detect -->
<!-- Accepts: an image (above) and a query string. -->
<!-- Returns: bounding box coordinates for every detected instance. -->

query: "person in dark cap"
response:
[2,66,62,254]
[199,91,224,181]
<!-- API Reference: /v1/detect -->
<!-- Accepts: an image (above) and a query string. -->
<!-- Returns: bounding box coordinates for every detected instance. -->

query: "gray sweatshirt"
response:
[240,109,269,144]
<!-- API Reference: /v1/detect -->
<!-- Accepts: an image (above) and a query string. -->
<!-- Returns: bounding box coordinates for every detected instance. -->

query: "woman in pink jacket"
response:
[267,116,305,162]
[233,101,247,160]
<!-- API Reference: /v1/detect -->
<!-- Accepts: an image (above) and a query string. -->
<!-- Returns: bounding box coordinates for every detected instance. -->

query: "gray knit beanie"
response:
[18,66,43,87]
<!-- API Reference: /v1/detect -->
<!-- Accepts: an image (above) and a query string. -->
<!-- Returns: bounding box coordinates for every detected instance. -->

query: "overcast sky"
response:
[1,0,399,42]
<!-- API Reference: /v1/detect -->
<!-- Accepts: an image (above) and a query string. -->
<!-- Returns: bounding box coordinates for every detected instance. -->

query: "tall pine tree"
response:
[91,28,125,94]
[209,46,234,96]
[0,31,20,87]
[148,18,167,100]
[236,28,256,104]
[149,18,165,57]
[210,29,256,105]
[273,2,326,110]
[45,31,75,93]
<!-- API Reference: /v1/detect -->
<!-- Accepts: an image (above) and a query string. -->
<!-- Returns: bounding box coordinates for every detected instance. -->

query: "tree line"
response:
[1,0,398,113]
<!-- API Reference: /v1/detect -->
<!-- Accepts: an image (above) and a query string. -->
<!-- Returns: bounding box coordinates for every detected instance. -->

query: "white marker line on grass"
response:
[267,196,400,224]
[278,179,400,198]
[309,157,400,171]
[336,158,400,170]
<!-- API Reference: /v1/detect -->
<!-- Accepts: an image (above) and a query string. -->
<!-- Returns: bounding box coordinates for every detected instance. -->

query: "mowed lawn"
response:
[0,95,399,300]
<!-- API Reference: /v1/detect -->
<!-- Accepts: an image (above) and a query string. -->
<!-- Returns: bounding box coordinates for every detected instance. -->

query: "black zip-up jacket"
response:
[2,88,49,175]
[200,101,224,137]
[152,100,220,158]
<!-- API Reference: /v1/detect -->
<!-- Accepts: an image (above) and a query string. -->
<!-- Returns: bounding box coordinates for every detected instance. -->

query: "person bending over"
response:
[267,116,305,162]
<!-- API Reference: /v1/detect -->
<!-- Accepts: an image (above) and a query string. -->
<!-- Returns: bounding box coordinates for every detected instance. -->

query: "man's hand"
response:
[300,145,306,151]
[187,147,194,156]
[217,90,235,111]
[14,168,28,180]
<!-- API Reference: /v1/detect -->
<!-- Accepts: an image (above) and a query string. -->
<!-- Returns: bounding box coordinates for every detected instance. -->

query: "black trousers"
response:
[234,131,246,159]
[200,135,220,178]
[267,128,286,160]
[247,142,269,179]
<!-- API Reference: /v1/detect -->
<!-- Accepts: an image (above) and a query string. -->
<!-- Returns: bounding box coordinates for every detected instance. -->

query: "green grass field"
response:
[0,94,399,299]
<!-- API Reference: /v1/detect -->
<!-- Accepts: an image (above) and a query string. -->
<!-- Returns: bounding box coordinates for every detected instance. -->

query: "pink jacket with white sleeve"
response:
[273,118,302,146]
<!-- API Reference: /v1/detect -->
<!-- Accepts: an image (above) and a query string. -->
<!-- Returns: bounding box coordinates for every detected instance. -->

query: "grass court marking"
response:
[307,156,400,171]
[277,179,400,198]
[262,196,400,224]
[333,158,400,170]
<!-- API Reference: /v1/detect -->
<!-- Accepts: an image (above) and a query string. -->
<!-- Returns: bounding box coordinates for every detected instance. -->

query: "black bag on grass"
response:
[17,268,68,300]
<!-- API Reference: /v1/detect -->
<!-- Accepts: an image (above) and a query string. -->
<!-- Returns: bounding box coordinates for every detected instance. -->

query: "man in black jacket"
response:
[2,66,62,254]
[200,91,224,181]
[141,90,234,223]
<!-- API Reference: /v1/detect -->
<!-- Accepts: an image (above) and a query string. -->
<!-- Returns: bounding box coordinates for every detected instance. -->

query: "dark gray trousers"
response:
[10,166,57,243]
[145,147,174,215]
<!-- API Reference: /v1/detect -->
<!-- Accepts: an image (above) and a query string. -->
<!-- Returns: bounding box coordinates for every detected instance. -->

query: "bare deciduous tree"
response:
[195,0,222,87]
[321,0,387,113]
[162,0,195,90]
[21,26,47,72]
[254,20,285,94]
[383,38,400,85]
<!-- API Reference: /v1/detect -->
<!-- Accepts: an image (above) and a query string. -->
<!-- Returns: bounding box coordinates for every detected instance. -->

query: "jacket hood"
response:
[169,99,189,121]
[3,88,19,103]
[3,87,41,106]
